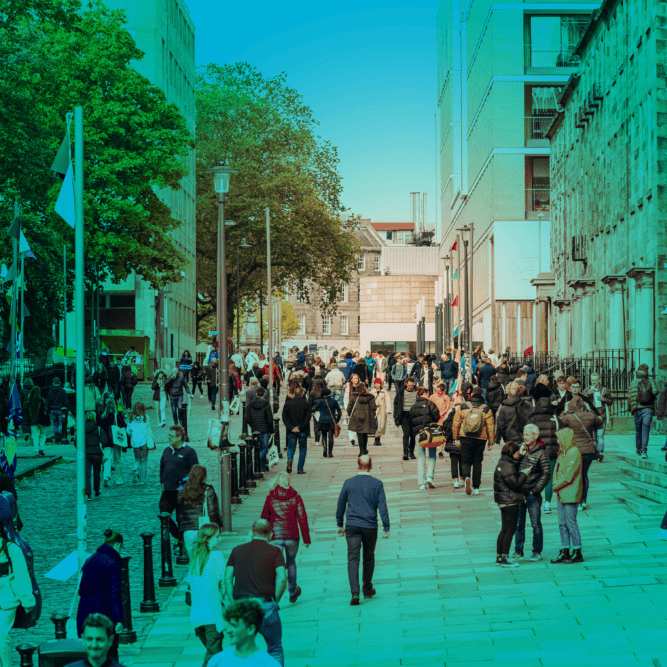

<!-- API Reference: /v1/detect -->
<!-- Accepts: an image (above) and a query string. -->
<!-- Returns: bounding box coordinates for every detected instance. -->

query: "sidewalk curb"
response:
[15,456,63,482]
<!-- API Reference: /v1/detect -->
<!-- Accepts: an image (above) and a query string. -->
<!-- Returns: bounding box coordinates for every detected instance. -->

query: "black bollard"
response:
[252,431,264,481]
[274,417,283,459]
[118,555,137,644]
[16,644,36,667]
[178,406,189,441]
[245,436,257,489]
[176,531,189,566]
[157,512,177,587]
[51,612,68,639]
[238,443,249,495]
[139,532,160,613]
[230,451,242,504]
[241,401,248,436]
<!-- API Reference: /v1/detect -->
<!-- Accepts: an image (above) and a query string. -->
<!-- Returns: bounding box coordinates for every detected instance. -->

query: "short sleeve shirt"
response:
[208,648,280,667]
[226,540,286,600]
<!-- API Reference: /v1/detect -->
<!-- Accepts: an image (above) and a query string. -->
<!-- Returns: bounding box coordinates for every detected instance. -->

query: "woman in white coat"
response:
[371,378,392,446]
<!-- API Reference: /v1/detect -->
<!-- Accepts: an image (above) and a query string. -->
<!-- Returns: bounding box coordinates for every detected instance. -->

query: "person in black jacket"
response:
[312,388,342,458]
[414,360,435,395]
[512,424,551,562]
[551,375,572,416]
[495,383,527,445]
[282,387,311,474]
[120,366,138,409]
[496,361,510,387]
[46,377,69,443]
[107,362,122,401]
[352,358,369,386]
[394,378,418,460]
[410,388,440,489]
[493,442,530,567]
[440,397,464,487]
[527,397,560,514]
[84,410,109,500]
[246,387,274,473]
[530,374,552,401]
[165,370,191,426]
[485,377,504,416]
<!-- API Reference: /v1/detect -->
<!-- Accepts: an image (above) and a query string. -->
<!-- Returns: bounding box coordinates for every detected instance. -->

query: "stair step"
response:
[613,495,666,517]
[618,465,667,489]
[617,454,667,475]
[620,480,667,505]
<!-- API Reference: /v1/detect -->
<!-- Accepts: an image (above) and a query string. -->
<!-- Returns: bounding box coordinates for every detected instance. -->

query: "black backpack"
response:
[637,380,655,406]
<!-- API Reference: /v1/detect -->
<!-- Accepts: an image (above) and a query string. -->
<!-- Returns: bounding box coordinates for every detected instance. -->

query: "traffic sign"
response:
[209,331,219,335]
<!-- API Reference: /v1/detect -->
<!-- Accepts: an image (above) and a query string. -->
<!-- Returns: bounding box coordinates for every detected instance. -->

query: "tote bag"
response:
[198,491,210,529]
[110,412,128,448]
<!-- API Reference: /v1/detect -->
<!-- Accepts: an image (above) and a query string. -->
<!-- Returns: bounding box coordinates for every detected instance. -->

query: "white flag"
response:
[55,162,76,228]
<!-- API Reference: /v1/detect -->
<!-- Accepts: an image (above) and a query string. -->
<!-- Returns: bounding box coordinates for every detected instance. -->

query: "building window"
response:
[339,282,348,303]
[322,315,331,335]
[525,86,564,140]
[526,156,551,212]
[374,254,380,271]
[340,315,348,336]
[357,254,366,271]
[298,315,306,335]
[386,231,393,241]
[357,282,361,301]
[527,15,588,68]
[296,285,307,302]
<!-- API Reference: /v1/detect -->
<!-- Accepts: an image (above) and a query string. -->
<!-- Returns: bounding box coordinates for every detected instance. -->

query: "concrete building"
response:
[436,0,599,355]
[59,0,196,377]
[546,0,667,372]
[370,222,415,245]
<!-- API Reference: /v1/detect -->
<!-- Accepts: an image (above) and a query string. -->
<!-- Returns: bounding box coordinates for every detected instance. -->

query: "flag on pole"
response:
[0,381,22,481]
[451,269,459,280]
[19,232,36,260]
[453,326,459,337]
[51,115,76,228]
[2,262,16,285]
[8,204,21,240]
[451,295,459,308]
[524,346,533,357]
[451,239,457,251]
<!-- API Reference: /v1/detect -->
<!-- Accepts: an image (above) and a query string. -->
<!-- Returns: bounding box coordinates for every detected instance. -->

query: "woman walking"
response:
[179,350,194,384]
[311,388,342,458]
[343,373,364,449]
[308,378,326,446]
[120,365,138,409]
[85,411,109,500]
[559,395,603,510]
[191,361,204,398]
[347,383,377,456]
[493,442,531,568]
[550,427,585,564]
[527,397,560,514]
[495,382,525,445]
[125,402,151,485]
[152,369,168,427]
[441,396,464,488]
[97,397,126,487]
[76,529,123,660]
[178,465,223,558]
[261,472,311,604]
[410,388,440,489]
[25,385,47,456]
[485,376,505,417]
[429,382,451,426]
[371,378,392,446]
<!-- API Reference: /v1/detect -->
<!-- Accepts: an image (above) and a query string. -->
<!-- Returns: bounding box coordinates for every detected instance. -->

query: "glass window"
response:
[298,316,306,335]
[357,282,361,301]
[322,315,331,335]
[340,315,348,336]
[386,231,393,241]
[374,254,380,271]
[529,15,588,67]
[358,315,361,334]
[532,157,550,189]
[357,255,366,271]
[339,283,348,303]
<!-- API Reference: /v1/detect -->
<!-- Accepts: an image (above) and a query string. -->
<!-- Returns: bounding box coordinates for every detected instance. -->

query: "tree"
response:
[195,63,360,340]
[0,0,194,357]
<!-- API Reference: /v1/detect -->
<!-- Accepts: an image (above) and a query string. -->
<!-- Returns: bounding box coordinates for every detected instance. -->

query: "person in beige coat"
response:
[371,379,392,447]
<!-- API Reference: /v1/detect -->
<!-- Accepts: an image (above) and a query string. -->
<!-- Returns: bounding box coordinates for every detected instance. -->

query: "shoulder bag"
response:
[324,398,341,438]
[573,413,599,455]
[198,489,211,529]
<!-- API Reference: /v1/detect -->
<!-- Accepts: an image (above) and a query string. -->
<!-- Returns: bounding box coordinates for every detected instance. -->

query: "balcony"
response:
[525,115,557,146]
[526,188,550,220]
[525,46,581,73]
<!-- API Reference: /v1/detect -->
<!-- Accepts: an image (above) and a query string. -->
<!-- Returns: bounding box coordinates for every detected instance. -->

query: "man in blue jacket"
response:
[336,455,390,605]
[439,353,458,395]
[475,357,496,400]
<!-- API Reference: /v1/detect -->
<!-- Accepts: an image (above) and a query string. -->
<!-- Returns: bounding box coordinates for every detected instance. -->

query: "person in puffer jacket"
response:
[165,370,192,427]
[246,387,274,473]
[260,472,311,604]
[485,377,504,416]
[409,388,441,490]
[494,383,525,445]
[85,410,109,500]
[493,441,530,567]
[512,424,551,562]
[527,397,561,514]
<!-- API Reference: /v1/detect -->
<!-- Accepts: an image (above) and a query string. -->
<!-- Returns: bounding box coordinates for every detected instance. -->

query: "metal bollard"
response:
[241,401,248,435]
[230,451,242,504]
[16,644,36,667]
[274,417,283,458]
[220,449,232,532]
[252,431,264,481]
[118,555,137,644]
[51,612,68,639]
[238,443,249,495]
[245,436,257,489]
[176,531,189,566]
[139,532,160,613]
[178,406,189,441]
[157,512,177,587]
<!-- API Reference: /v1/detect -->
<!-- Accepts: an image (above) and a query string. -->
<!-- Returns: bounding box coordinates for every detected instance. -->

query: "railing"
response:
[525,46,581,68]
[525,188,550,212]
[525,115,557,140]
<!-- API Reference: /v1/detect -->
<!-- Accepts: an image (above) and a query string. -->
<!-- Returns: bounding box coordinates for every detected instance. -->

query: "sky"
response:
[186,1,439,226]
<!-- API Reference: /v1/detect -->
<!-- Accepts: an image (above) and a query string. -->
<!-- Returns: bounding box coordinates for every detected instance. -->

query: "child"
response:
[125,402,150,485]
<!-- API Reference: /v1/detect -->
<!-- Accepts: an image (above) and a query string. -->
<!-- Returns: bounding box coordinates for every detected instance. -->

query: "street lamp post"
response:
[236,241,252,349]
[444,255,451,353]
[457,226,472,382]
[434,280,442,358]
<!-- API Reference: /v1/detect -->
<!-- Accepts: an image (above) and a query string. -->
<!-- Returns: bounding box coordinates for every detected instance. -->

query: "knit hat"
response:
[373,378,383,385]
[52,377,61,386]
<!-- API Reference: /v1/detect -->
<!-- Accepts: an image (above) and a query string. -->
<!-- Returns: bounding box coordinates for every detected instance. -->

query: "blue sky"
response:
[186,1,439,225]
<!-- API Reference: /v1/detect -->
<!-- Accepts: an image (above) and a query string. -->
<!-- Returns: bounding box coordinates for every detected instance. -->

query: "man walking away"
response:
[336,455,390,606]
[452,387,495,495]
[583,373,614,461]
[46,377,69,444]
[224,519,287,666]
[475,357,496,401]
[394,378,418,460]
[512,424,551,562]
[281,387,310,475]
[246,387,274,473]
[628,364,659,459]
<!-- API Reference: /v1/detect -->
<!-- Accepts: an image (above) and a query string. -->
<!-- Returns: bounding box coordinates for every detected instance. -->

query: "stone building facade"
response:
[547,0,667,372]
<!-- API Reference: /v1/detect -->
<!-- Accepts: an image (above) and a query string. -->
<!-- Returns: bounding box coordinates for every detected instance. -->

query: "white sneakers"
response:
[473,488,480,495]
[454,480,460,489]
[420,485,426,490]
[544,501,551,514]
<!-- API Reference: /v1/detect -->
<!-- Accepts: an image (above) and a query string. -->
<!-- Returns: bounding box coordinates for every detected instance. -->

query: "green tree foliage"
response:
[195,63,360,338]
[0,0,194,358]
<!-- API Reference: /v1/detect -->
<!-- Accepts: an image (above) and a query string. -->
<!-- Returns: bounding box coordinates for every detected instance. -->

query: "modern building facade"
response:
[436,0,599,355]
[547,0,666,372]
[59,0,196,377]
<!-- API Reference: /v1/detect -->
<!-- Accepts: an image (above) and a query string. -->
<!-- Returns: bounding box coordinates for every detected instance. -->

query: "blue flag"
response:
[0,381,22,481]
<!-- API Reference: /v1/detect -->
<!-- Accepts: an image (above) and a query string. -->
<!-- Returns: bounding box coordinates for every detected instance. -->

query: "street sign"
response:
[209,331,219,335]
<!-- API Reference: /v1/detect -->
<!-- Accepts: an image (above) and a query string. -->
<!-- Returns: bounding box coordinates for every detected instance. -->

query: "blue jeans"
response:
[482,388,487,401]
[595,418,607,453]
[169,395,183,424]
[557,500,581,548]
[581,453,596,502]
[259,432,271,472]
[270,539,300,596]
[50,410,64,439]
[286,432,308,472]
[442,378,455,395]
[259,601,283,667]
[634,408,653,453]
[514,493,543,555]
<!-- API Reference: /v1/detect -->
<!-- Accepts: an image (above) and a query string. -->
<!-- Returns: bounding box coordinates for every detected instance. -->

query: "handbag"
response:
[444,440,461,454]
[65,572,82,638]
[418,423,446,448]
[4,538,41,630]
[324,398,341,438]
[110,412,128,448]
[38,399,51,427]
[198,489,210,529]
[267,439,279,467]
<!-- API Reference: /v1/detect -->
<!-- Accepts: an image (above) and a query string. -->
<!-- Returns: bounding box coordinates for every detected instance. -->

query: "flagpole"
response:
[9,202,19,382]
[63,245,67,384]
[19,254,25,386]
[456,234,461,357]
[74,106,86,573]
[469,222,475,376]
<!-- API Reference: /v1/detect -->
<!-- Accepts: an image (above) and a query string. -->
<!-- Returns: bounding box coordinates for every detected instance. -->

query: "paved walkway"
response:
[126,395,667,667]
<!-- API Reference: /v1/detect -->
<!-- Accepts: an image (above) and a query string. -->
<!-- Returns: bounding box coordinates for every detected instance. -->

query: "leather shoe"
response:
[286,460,292,474]
[363,588,376,599]
[350,594,360,606]
[297,470,306,474]
[402,455,409,461]
[409,453,416,460]
[289,586,302,603]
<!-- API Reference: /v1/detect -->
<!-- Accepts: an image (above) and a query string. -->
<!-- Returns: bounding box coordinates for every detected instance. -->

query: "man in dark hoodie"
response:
[485,376,504,417]
[282,387,311,474]
[46,377,69,444]
[512,423,551,561]
[474,357,496,400]
[246,387,274,473]
[353,358,369,386]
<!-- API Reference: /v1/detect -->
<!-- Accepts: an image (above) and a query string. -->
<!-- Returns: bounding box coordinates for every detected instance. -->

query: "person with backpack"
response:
[495,382,528,445]
[311,388,342,458]
[452,387,495,496]
[85,410,109,500]
[628,364,659,459]
[441,396,464,487]
[410,388,441,490]
[391,355,407,395]
[485,376,504,417]
[120,366,138,409]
